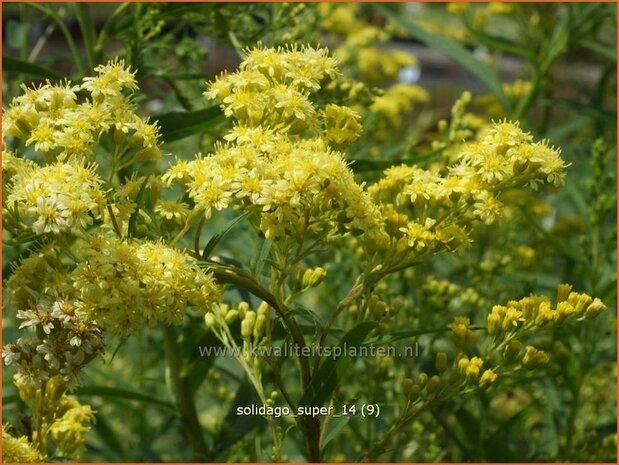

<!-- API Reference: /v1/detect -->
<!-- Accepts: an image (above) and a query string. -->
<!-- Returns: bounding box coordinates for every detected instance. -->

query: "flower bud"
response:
[479,369,497,389]
[534,302,555,327]
[302,267,327,289]
[253,314,266,340]
[401,378,415,397]
[224,310,239,325]
[238,302,250,319]
[584,298,606,320]
[372,300,387,319]
[241,311,256,339]
[451,316,478,350]
[457,356,470,377]
[205,313,217,329]
[417,372,428,389]
[407,384,421,401]
[487,312,502,335]
[465,357,483,383]
[257,301,269,316]
[426,375,440,393]
[435,352,448,373]
[522,346,549,370]
[556,283,572,303]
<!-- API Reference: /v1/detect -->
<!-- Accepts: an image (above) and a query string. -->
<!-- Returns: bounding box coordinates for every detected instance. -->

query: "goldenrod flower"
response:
[2,426,42,463]
[6,162,105,236]
[71,236,220,333]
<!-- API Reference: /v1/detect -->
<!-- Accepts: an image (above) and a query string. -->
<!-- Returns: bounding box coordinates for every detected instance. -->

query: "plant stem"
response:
[94,2,131,63]
[25,2,85,75]
[75,3,97,70]
[171,210,201,246]
[163,326,210,461]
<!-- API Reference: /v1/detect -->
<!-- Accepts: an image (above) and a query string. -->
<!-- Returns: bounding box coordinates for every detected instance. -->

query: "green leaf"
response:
[213,380,266,458]
[154,106,225,143]
[375,5,510,112]
[202,211,249,259]
[250,235,272,276]
[539,13,569,72]
[463,23,536,62]
[2,55,64,80]
[74,385,175,411]
[321,414,351,450]
[580,39,616,62]
[301,322,377,407]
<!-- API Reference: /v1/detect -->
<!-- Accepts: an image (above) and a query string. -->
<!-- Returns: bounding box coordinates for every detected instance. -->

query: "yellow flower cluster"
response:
[71,235,220,333]
[4,245,66,312]
[487,283,607,336]
[166,46,382,244]
[204,44,339,134]
[371,120,566,239]
[1,426,41,463]
[477,80,534,118]
[48,397,95,460]
[442,284,607,392]
[4,154,106,235]
[3,58,161,163]
[10,375,95,461]
[356,48,416,84]
[319,3,417,84]
[369,83,429,141]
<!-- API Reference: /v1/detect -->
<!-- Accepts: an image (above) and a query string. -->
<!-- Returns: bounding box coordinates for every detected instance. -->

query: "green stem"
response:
[163,326,210,461]
[25,2,85,75]
[94,2,131,63]
[171,210,201,246]
[75,3,97,70]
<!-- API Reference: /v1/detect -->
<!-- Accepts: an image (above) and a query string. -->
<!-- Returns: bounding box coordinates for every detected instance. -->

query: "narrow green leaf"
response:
[463,23,536,62]
[2,55,64,80]
[250,235,272,276]
[375,5,510,112]
[321,415,351,450]
[74,385,175,411]
[580,39,616,62]
[301,322,377,407]
[154,106,225,143]
[202,211,249,259]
